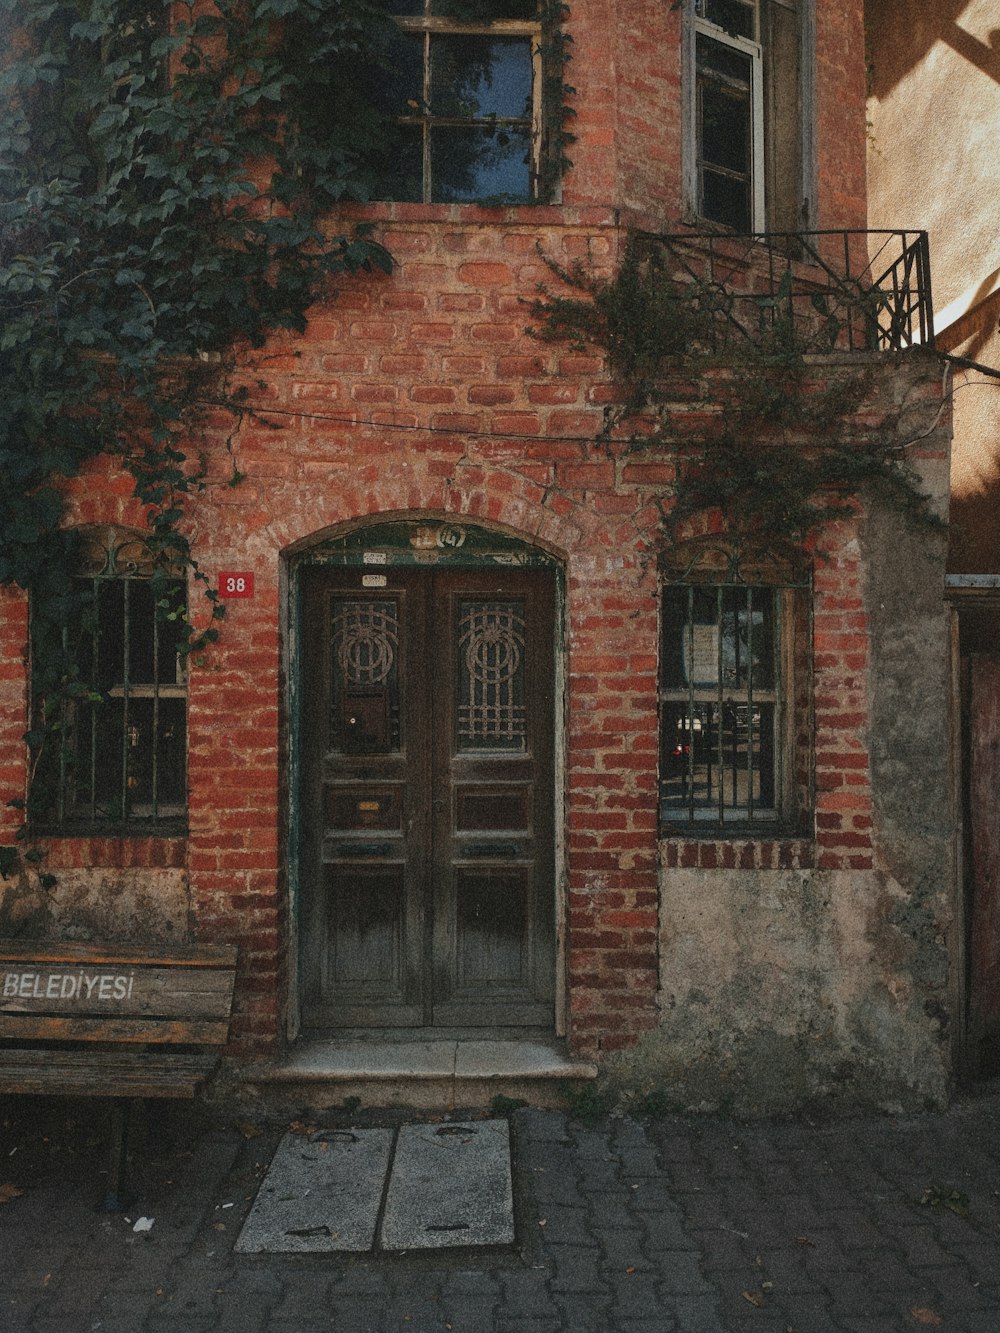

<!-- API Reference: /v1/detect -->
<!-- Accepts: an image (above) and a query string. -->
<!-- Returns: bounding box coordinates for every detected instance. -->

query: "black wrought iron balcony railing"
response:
[637,229,934,357]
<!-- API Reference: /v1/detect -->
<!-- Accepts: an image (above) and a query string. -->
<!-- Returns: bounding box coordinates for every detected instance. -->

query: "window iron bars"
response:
[660,568,800,830]
[54,529,186,827]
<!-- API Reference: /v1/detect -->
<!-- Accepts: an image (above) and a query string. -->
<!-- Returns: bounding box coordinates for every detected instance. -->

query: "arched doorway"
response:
[294,519,559,1031]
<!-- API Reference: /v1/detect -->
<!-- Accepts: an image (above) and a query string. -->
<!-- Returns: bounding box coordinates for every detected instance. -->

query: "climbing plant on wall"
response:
[529,240,946,545]
[0,0,574,832]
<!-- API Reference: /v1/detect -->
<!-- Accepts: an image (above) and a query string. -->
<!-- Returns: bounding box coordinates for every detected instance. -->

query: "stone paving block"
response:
[437,1299,500,1331]
[802,1233,863,1275]
[654,1131,699,1163]
[547,1241,609,1293]
[670,1293,727,1333]
[596,1225,652,1268]
[528,1169,587,1207]
[624,1180,677,1212]
[653,1250,714,1296]
[636,1210,699,1253]
[921,1262,993,1309]
[497,1267,559,1315]
[493,1321,564,1332]
[381,1119,514,1251]
[146,1316,217,1331]
[553,1291,614,1329]
[839,1318,914,1332]
[939,1313,1000,1333]
[440,1269,502,1299]
[576,1158,621,1190]
[670,1193,729,1227]
[534,1200,593,1244]
[268,1270,338,1319]
[329,1266,394,1297]
[607,1270,665,1317]
[818,1269,900,1316]
[614,1319,678,1333]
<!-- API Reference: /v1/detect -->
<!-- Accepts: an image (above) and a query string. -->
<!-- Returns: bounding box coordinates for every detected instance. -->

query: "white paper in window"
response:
[685,624,719,685]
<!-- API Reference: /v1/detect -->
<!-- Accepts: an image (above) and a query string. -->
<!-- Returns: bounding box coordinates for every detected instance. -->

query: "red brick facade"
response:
[0,1,959,1101]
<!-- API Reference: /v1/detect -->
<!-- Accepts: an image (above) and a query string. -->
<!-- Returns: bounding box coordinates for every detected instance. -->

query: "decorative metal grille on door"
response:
[457,601,526,751]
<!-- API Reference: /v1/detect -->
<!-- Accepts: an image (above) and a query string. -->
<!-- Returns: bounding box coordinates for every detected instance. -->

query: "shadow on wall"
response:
[867,0,1000,99]
[950,473,1000,578]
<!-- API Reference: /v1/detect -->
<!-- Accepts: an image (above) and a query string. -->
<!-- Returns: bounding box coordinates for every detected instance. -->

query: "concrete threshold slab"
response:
[235,1120,515,1254]
[242,1036,597,1110]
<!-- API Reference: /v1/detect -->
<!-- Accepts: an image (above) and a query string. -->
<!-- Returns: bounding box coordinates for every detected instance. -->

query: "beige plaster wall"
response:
[866,0,1000,575]
[866,0,1000,311]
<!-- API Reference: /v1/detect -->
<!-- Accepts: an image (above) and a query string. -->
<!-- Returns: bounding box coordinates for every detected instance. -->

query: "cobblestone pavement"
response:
[2,1085,1000,1332]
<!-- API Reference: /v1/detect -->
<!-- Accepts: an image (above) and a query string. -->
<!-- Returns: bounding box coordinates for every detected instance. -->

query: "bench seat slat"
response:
[0,942,238,968]
[0,1015,231,1043]
[0,1049,219,1099]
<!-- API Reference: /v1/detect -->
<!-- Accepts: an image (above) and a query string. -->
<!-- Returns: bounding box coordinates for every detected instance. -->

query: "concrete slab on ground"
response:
[235,1118,515,1254]
[380,1119,515,1251]
[235,1127,394,1253]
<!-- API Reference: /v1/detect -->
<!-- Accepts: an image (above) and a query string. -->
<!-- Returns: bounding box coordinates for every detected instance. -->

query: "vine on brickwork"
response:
[0,0,573,852]
[529,241,946,545]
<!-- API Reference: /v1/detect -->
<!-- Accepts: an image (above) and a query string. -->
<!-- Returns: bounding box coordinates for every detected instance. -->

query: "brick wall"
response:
[0,587,27,846]
[0,0,920,1074]
[0,209,950,1067]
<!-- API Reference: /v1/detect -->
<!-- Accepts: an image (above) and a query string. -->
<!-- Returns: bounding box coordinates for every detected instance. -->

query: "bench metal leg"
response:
[96,1098,136,1213]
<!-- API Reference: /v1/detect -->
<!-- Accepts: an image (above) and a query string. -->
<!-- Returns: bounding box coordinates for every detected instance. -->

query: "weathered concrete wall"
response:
[619,867,949,1114]
[0,867,189,942]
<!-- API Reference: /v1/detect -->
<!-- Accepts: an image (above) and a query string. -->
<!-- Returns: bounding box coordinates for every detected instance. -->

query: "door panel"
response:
[300,565,555,1029]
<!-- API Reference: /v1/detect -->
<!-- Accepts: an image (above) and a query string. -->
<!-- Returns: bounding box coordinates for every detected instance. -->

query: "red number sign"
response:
[219,572,255,599]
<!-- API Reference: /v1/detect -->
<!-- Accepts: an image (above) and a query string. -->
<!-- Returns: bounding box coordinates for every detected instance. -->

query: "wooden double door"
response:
[300,565,556,1029]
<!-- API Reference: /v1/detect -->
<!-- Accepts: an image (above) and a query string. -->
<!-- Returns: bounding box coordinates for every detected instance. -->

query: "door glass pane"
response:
[435,0,538,18]
[330,599,401,754]
[457,600,527,752]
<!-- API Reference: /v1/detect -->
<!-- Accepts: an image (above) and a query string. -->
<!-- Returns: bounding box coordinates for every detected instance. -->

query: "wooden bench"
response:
[0,939,237,1210]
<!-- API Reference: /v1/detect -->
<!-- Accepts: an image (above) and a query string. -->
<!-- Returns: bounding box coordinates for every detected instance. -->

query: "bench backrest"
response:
[0,940,238,1045]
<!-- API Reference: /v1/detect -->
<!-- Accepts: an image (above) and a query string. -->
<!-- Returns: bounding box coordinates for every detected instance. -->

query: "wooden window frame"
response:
[391,3,544,204]
[684,0,811,234]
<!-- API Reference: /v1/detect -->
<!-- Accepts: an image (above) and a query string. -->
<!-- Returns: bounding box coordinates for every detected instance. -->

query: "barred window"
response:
[33,528,187,830]
[382,0,543,204]
[659,541,809,832]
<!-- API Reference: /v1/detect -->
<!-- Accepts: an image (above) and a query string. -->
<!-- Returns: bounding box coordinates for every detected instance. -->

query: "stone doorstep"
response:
[235,1119,515,1254]
[241,1037,598,1111]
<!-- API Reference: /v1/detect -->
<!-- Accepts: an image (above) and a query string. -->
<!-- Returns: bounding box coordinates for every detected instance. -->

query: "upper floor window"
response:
[31,528,187,832]
[687,0,809,233]
[659,541,810,834]
[381,0,543,203]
